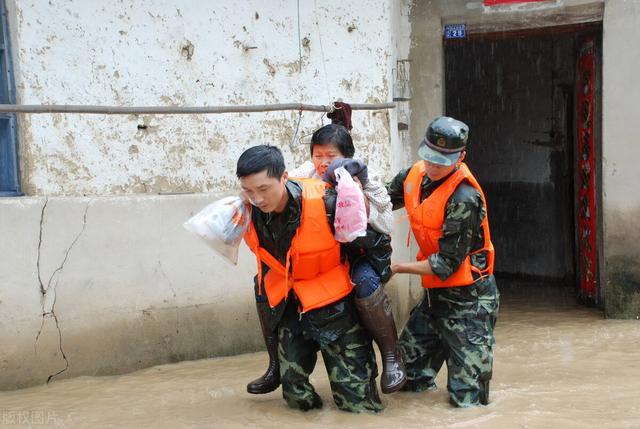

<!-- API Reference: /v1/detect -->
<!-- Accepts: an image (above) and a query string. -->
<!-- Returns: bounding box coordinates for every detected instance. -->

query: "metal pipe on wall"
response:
[0,102,395,115]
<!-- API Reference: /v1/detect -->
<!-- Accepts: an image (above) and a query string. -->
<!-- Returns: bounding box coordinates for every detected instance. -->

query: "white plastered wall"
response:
[0,0,413,389]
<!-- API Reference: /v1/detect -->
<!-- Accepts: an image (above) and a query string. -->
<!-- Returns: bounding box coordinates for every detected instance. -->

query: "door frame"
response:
[442,21,604,305]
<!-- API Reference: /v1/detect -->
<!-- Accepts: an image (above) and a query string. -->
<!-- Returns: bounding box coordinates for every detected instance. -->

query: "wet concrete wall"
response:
[7,0,398,196]
[0,195,261,388]
[602,1,640,318]
[0,0,414,389]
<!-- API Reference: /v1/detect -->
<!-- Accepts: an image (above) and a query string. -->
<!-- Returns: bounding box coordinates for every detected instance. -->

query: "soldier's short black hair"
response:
[236,145,285,179]
[310,124,355,158]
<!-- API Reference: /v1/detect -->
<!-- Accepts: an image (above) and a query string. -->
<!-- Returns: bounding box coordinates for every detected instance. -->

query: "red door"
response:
[576,36,598,301]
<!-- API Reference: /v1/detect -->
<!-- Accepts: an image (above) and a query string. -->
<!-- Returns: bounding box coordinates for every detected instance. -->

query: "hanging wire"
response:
[296,0,303,70]
[291,109,327,147]
[313,0,332,101]
[297,130,314,147]
[290,108,303,147]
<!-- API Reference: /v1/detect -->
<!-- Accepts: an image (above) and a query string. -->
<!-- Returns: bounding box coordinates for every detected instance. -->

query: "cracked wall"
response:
[0,197,90,388]
[0,1,413,389]
[34,199,87,383]
[0,195,264,389]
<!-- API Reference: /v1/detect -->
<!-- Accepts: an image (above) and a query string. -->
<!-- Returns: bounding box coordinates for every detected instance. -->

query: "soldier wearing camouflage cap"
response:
[386,116,500,407]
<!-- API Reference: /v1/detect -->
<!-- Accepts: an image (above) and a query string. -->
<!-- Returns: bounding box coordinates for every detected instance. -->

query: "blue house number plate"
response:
[444,24,467,39]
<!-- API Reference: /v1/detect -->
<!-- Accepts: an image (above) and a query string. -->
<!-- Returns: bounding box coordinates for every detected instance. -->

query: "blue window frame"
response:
[0,0,20,196]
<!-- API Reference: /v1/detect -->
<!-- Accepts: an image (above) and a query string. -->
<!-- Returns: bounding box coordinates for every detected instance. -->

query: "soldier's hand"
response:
[391,262,403,275]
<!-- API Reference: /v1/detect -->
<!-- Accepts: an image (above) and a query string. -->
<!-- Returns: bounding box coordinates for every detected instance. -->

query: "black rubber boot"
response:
[356,287,407,394]
[246,301,280,394]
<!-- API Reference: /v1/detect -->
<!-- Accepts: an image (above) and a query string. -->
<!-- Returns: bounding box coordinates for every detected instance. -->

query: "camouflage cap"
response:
[417,116,469,166]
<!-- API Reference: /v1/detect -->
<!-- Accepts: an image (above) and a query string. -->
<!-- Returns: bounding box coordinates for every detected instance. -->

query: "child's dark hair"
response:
[310,124,355,158]
[236,145,285,178]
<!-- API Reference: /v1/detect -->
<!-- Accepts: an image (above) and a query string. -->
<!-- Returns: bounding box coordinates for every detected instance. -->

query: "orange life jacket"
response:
[403,161,495,288]
[244,179,353,312]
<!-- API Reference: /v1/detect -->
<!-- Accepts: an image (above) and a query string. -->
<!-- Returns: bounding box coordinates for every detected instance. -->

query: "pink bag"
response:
[333,166,368,243]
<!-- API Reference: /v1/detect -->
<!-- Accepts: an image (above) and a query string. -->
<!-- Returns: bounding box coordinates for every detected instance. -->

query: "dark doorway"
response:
[444,24,602,301]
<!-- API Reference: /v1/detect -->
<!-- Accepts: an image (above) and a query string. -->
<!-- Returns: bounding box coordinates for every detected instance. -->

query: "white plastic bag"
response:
[183,196,251,265]
[333,166,368,243]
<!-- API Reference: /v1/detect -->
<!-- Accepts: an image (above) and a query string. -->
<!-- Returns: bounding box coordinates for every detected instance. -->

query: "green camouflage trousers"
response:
[278,298,383,413]
[399,275,499,407]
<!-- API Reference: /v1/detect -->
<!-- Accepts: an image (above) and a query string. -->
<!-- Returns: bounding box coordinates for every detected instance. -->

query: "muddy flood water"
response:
[1,285,639,428]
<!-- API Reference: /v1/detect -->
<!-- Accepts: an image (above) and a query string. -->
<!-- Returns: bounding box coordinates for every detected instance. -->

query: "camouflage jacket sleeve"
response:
[427,182,484,281]
[386,168,411,210]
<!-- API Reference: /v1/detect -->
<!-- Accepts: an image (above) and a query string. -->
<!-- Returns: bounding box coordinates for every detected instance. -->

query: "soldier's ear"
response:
[458,151,466,163]
[281,171,289,183]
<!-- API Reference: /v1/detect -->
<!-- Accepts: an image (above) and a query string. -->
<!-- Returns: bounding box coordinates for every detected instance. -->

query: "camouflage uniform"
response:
[251,180,384,412]
[399,277,498,406]
[387,167,500,407]
[278,293,382,412]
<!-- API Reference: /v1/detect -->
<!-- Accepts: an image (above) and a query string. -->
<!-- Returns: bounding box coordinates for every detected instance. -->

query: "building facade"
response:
[1,0,638,390]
